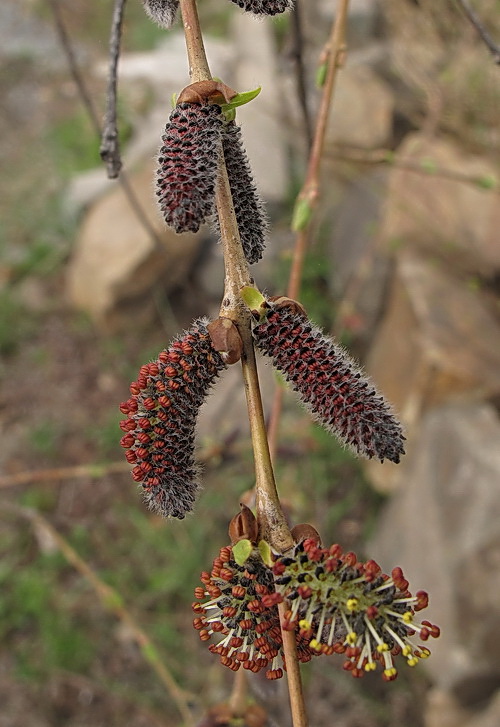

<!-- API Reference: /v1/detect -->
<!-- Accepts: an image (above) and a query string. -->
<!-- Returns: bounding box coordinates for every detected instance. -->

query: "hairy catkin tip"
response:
[119,319,226,518]
[229,0,295,15]
[220,121,268,264]
[142,0,179,28]
[252,303,405,463]
[156,103,224,233]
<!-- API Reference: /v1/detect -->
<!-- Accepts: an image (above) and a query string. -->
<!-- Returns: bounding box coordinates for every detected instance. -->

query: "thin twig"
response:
[457,0,500,64]
[0,440,233,490]
[328,145,499,192]
[267,0,351,459]
[290,0,313,149]
[1,501,195,726]
[45,0,163,246]
[100,0,128,178]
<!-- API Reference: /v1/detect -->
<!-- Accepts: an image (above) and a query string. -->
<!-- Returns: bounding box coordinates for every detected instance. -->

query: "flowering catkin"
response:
[252,302,405,463]
[142,0,179,28]
[221,121,267,264]
[228,0,294,15]
[156,103,224,233]
[119,319,226,518]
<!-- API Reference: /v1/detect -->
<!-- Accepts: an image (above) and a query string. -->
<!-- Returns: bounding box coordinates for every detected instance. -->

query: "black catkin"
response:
[156,103,224,233]
[119,319,227,518]
[142,0,179,28]
[220,121,268,264]
[252,303,406,463]
[228,0,294,16]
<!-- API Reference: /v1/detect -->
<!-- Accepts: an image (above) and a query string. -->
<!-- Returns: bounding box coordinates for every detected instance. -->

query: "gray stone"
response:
[66,160,203,327]
[365,250,500,492]
[325,64,394,149]
[380,133,500,276]
[369,403,500,698]
[230,13,288,203]
[466,691,500,727]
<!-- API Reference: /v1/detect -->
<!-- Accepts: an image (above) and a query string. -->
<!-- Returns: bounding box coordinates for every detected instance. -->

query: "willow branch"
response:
[457,0,500,64]
[1,501,195,726]
[267,0,350,458]
[100,0,128,178]
[45,0,163,246]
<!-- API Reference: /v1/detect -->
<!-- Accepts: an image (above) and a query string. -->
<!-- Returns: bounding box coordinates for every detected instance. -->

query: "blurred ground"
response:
[1,1,500,726]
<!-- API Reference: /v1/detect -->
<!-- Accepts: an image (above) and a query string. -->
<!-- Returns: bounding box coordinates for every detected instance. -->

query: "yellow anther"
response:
[346,631,358,645]
[407,657,419,667]
[376,642,389,653]
[419,648,431,659]
[402,611,413,623]
[309,639,322,652]
[298,619,311,630]
[402,645,412,657]
[364,662,376,672]
[346,598,359,612]
[384,667,397,678]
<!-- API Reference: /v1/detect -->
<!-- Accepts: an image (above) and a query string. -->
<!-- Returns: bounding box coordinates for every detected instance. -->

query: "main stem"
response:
[179,1,304,723]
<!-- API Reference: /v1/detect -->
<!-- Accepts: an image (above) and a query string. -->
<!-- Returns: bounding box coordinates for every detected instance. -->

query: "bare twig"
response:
[1,501,195,726]
[328,145,499,192]
[45,0,163,246]
[100,0,128,178]
[457,0,500,64]
[267,0,351,458]
[290,0,313,149]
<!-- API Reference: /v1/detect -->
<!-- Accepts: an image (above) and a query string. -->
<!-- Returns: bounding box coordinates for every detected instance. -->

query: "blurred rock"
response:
[326,64,394,149]
[369,402,500,699]
[466,691,500,727]
[380,133,500,276]
[231,12,288,203]
[425,688,470,727]
[66,160,203,327]
[365,251,500,491]
[328,169,391,338]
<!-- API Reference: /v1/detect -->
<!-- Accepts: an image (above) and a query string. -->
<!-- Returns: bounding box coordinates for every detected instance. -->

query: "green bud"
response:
[292,198,313,232]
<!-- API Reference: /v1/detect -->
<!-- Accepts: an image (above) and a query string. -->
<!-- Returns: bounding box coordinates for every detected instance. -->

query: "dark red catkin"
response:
[229,0,294,16]
[119,319,227,518]
[156,102,225,233]
[219,121,268,264]
[142,0,179,28]
[252,302,405,463]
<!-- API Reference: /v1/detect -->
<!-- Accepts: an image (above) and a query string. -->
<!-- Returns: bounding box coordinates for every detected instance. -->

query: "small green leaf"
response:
[141,642,159,664]
[420,158,437,174]
[291,198,313,231]
[258,540,273,567]
[221,86,261,114]
[316,63,327,88]
[171,92,177,108]
[232,539,253,566]
[224,107,236,122]
[475,174,497,190]
[241,286,267,317]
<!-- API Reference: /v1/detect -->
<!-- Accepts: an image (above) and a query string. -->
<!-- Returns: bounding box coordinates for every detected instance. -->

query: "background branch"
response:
[457,0,500,64]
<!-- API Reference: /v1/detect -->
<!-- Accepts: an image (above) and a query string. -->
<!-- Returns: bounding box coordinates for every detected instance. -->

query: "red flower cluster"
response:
[229,0,294,15]
[194,538,439,682]
[193,545,315,680]
[252,301,405,463]
[156,103,224,233]
[142,0,179,28]
[273,538,439,681]
[119,319,226,518]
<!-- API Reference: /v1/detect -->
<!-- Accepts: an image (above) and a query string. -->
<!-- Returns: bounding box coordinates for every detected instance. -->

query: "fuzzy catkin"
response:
[141,0,179,28]
[220,121,268,264]
[228,0,294,15]
[252,304,405,463]
[119,319,226,518]
[156,103,224,233]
